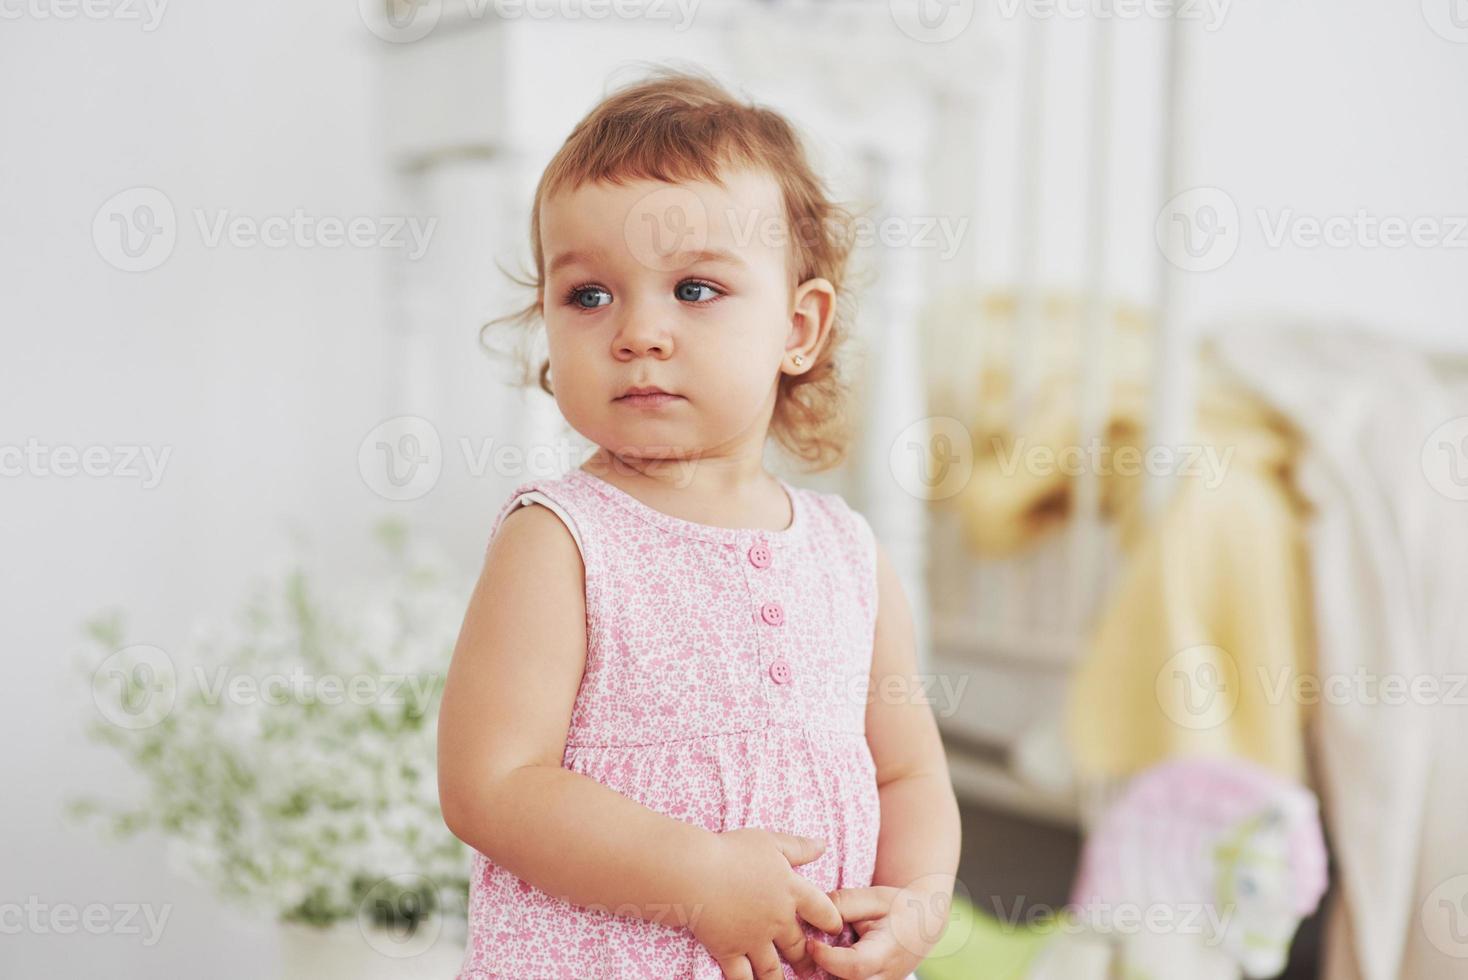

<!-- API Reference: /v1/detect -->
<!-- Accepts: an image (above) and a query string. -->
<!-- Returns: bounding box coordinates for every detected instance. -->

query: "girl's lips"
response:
[615,392,684,408]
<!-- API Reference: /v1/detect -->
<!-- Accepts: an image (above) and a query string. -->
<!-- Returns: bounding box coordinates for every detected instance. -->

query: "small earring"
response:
[791,354,805,368]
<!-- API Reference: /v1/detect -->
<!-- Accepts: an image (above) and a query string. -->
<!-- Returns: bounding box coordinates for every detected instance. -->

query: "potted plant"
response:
[72,519,470,979]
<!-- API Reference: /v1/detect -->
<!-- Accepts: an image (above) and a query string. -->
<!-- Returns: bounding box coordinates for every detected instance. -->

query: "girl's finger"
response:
[792,876,844,935]
[809,932,893,980]
[747,942,785,980]
[717,954,755,980]
[771,832,828,868]
[772,924,816,977]
[807,938,868,980]
[827,886,898,924]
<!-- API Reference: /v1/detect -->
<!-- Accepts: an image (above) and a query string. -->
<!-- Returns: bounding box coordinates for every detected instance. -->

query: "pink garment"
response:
[1070,755,1329,917]
[457,465,899,980]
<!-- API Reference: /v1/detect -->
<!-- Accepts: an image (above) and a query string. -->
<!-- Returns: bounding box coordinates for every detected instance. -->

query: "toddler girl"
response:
[437,66,960,980]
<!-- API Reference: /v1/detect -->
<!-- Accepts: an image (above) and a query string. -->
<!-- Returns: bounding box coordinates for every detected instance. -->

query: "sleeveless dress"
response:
[455,465,910,980]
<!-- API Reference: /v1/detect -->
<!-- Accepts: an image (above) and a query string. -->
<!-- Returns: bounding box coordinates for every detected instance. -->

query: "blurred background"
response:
[4,1,1467,978]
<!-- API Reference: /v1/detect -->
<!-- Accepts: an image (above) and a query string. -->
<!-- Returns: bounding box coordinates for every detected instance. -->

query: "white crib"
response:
[890,5,1201,831]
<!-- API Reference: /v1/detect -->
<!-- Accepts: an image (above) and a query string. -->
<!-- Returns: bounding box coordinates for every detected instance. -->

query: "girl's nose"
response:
[613,305,673,360]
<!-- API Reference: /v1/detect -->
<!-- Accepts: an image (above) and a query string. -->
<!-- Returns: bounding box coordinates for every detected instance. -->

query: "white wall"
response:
[1175,0,1468,349]
[1162,0,1462,350]
[0,5,398,976]
[966,0,1468,351]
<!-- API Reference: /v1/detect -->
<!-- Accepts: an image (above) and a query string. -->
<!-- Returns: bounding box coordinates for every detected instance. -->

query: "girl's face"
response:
[538,169,831,471]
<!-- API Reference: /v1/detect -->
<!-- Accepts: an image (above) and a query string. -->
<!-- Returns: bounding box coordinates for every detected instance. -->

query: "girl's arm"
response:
[437,502,713,927]
[865,538,963,930]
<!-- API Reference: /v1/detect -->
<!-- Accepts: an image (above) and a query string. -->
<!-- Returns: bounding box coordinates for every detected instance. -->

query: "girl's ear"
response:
[786,277,836,374]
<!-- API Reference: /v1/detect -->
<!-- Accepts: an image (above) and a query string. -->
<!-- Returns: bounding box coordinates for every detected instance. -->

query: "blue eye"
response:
[566,285,611,309]
[675,280,721,303]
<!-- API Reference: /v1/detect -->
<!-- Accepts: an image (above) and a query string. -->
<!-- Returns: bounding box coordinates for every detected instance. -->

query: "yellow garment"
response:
[942,292,1157,556]
[924,288,1316,783]
[1063,386,1317,781]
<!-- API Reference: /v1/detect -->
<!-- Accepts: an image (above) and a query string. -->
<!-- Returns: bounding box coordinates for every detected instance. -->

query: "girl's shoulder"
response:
[485,468,601,564]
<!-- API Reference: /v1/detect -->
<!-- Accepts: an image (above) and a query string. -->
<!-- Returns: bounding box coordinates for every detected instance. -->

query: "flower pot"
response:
[278,917,465,980]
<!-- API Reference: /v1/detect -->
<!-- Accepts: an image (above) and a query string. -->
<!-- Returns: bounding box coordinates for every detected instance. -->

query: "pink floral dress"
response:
[455,465,902,980]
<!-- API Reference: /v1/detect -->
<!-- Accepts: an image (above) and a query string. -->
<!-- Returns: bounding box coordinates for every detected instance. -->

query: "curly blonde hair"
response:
[482,65,862,471]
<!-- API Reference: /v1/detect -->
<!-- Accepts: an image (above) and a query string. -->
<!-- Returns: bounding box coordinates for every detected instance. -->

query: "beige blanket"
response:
[1208,321,1468,980]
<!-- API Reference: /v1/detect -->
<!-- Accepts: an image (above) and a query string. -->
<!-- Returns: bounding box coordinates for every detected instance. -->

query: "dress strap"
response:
[484,474,592,570]
[829,493,880,624]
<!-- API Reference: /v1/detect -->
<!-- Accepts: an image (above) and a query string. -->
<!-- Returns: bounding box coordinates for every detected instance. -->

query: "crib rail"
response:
[917,5,1192,825]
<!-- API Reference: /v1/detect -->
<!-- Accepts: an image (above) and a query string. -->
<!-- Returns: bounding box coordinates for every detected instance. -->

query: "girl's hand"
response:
[690,828,845,980]
[807,885,949,980]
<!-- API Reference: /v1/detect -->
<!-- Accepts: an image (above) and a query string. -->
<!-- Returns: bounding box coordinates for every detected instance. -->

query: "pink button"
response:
[759,601,785,627]
[769,659,792,684]
[748,542,772,569]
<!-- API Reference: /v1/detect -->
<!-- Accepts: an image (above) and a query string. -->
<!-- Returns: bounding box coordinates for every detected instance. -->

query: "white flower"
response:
[80,524,471,924]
